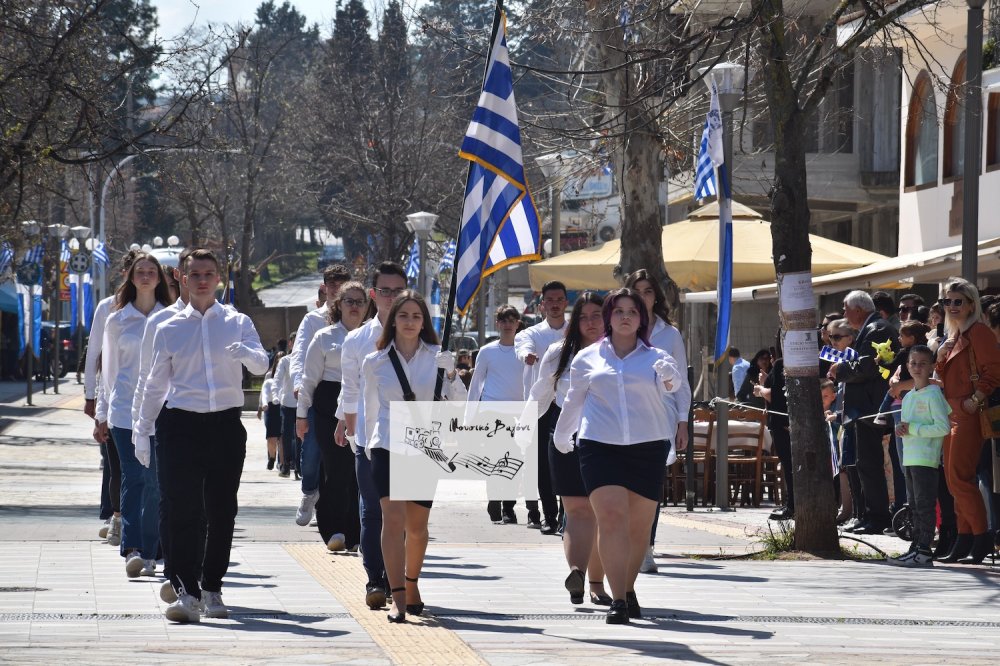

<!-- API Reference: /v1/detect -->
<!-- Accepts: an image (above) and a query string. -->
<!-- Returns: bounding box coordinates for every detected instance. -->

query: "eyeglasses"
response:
[940,298,966,307]
[375,287,404,298]
[341,298,366,307]
[829,334,851,341]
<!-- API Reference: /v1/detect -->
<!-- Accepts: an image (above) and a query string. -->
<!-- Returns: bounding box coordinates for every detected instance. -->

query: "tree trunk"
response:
[756,0,838,555]
[238,177,256,309]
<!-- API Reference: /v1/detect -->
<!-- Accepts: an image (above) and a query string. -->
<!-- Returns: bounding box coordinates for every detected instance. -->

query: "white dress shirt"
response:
[361,341,468,451]
[527,340,572,410]
[133,302,268,437]
[297,322,348,417]
[337,317,383,447]
[96,302,166,429]
[273,356,297,408]
[84,295,115,400]
[260,376,276,409]
[466,341,523,402]
[648,316,692,423]
[514,318,567,399]
[289,306,330,392]
[554,338,680,448]
[130,299,185,427]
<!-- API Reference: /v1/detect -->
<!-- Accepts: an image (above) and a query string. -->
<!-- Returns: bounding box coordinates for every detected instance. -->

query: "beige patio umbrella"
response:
[528,201,888,291]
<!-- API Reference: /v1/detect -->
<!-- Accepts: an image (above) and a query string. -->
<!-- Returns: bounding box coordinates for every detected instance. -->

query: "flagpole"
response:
[435,0,505,399]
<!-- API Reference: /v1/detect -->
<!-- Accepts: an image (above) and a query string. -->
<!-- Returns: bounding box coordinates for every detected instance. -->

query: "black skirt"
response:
[264,404,282,437]
[577,438,667,501]
[546,405,587,497]
[370,448,433,509]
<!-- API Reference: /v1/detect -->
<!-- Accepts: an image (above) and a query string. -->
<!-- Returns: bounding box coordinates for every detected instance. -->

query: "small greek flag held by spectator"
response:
[60,240,70,263]
[819,345,859,364]
[438,239,456,275]
[0,242,13,273]
[405,237,420,285]
[24,244,44,265]
[92,241,110,267]
[430,277,444,336]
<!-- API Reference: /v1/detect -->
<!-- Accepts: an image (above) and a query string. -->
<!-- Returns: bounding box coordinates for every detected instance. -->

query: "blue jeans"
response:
[299,406,321,494]
[111,426,160,560]
[355,447,385,587]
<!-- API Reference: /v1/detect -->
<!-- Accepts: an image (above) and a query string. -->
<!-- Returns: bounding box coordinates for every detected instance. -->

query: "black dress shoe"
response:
[845,521,871,533]
[958,532,995,565]
[625,590,641,619]
[526,519,542,529]
[365,582,387,609]
[266,457,275,470]
[501,511,517,525]
[932,527,957,560]
[540,521,558,535]
[606,600,629,624]
[940,533,974,563]
[769,507,793,521]
[564,569,584,605]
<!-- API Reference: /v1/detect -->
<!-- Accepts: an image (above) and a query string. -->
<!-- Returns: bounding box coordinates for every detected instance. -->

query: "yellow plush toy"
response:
[871,339,896,380]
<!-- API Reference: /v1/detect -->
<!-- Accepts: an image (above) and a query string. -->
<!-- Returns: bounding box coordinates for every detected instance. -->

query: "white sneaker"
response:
[202,590,229,619]
[106,516,122,547]
[165,593,202,623]
[160,580,177,603]
[640,546,658,574]
[327,533,346,552]
[98,519,110,539]
[125,551,145,578]
[888,550,933,568]
[295,491,319,526]
[140,559,156,576]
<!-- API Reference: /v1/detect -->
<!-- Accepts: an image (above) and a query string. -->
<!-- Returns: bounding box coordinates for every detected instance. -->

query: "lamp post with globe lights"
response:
[405,212,438,301]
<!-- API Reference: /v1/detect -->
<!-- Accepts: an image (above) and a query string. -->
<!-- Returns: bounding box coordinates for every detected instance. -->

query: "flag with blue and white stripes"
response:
[455,8,540,315]
[405,237,420,285]
[694,77,723,201]
[24,244,44,265]
[60,240,70,263]
[0,242,13,273]
[92,241,110,268]
[430,277,444,336]
[438,240,456,275]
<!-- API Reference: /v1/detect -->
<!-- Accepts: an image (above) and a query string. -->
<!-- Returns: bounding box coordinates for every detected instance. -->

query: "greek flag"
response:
[0,242,13,273]
[24,244,44,265]
[405,237,420,284]
[60,240,70,263]
[819,345,859,364]
[438,239,456,275]
[92,241,110,268]
[430,277,444,336]
[455,7,540,315]
[694,77,723,201]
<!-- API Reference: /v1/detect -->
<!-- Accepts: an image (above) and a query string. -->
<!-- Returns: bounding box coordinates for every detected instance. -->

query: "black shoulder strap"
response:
[387,347,417,401]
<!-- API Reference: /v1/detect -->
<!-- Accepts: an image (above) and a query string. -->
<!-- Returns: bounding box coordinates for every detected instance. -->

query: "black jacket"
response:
[835,312,898,418]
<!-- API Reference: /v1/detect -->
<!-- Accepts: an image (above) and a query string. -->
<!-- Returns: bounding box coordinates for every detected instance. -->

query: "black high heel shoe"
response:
[932,527,956,560]
[564,569,584,605]
[958,532,995,565]
[589,581,612,606]
[404,576,424,616]
[387,587,406,623]
[940,533,973,563]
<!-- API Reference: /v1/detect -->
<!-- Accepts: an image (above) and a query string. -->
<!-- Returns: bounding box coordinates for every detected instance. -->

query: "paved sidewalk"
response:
[2,379,999,664]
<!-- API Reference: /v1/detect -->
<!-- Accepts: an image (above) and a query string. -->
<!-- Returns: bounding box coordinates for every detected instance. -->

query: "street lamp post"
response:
[68,226,91,384]
[405,212,439,302]
[45,224,70,394]
[536,152,577,257]
[20,220,41,406]
[698,61,753,511]
[963,0,985,283]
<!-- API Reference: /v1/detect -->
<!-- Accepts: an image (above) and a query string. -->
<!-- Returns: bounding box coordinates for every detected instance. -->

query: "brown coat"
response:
[935,321,1000,406]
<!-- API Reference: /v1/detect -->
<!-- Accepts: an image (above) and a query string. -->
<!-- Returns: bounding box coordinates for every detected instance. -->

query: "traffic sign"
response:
[69,252,91,274]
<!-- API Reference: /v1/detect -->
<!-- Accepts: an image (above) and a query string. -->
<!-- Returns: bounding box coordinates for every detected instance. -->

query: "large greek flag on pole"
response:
[455,7,540,315]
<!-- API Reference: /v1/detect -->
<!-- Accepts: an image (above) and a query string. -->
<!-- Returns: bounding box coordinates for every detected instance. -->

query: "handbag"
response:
[966,343,1000,438]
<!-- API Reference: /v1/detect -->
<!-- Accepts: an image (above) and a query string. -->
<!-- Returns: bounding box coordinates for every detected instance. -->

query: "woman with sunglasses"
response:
[296,281,369,552]
[553,288,682,624]
[935,279,1000,564]
[361,290,467,623]
[826,319,861,526]
[94,252,172,579]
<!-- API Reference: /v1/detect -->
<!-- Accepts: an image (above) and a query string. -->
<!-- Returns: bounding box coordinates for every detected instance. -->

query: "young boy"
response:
[887,345,951,568]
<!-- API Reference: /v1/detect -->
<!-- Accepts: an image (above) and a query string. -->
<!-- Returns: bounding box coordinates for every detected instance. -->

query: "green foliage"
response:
[755,521,796,559]
[985,38,998,71]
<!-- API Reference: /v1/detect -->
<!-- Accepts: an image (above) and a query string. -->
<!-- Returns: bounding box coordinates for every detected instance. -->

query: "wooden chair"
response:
[723,408,768,506]
[666,407,715,505]
[759,426,784,507]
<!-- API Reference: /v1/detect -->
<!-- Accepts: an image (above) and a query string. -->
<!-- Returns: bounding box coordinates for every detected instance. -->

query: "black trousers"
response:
[101,437,121,514]
[157,407,246,598]
[853,420,890,527]
[770,426,794,512]
[312,381,360,547]
[154,408,206,579]
[526,403,559,524]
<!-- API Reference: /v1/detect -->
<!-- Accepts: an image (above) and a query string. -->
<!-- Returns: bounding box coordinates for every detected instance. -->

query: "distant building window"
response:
[988,93,1000,168]
[943,54,967,180]
[905,71,938,187]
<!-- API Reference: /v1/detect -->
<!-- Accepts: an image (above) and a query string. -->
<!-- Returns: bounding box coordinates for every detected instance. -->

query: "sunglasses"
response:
[829,334,851,341]
[940,298,966,307]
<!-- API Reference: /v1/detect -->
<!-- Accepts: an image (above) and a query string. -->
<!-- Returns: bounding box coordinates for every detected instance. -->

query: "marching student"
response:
[259,354,282,470]
[296,281,368,552]
[95,252,172,579]
[553,288,682,624]
[84,249,140,546]
[526,292,611,606]
[133,249,269,623]
[288,265,351,523]
[337,261,408,610]
[514,280,568,533]
[361,290,467,622]
[274,336,300,481]
[465,305,525,524]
